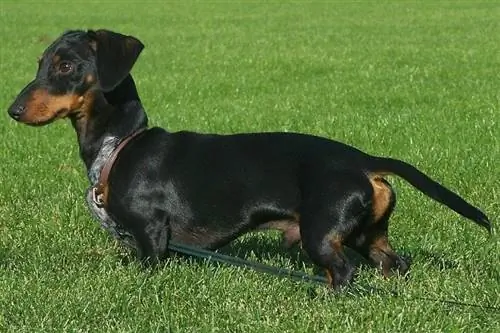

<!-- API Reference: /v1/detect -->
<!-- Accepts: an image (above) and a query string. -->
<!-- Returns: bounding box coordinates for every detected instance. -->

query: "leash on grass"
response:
[167,241,500,312]
[168,241,328,285]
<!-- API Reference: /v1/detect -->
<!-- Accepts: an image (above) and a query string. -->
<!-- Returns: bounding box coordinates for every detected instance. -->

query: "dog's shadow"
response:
[177,235,460,277]
[219,232,312,271]
[216,231,371,277]
[115,232,462,282]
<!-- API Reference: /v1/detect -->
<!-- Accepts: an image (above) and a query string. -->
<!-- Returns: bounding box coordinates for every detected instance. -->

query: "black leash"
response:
[167,241,500,312]
[168,241,328,285]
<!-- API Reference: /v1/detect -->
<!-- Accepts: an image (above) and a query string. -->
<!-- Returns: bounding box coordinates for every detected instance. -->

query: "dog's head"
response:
[8,29,144,125]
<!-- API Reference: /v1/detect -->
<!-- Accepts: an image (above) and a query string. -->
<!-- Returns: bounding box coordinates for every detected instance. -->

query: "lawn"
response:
[0,1,499,332]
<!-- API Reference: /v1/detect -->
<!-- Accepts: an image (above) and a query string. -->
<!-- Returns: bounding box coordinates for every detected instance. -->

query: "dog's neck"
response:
[70,74,148,181]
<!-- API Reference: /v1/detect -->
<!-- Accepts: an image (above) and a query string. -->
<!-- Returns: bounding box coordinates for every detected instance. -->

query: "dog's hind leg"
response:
[298,173,373,289]
[346,176,410,277]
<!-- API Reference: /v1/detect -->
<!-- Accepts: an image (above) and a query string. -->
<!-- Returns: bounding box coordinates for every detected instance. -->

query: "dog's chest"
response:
[86,136,137,249]
[85,189,137,249]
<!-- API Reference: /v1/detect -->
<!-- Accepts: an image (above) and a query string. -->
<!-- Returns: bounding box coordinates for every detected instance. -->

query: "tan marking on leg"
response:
[325,269,333,286]
[329,233,343,253]
[256,213,301,248]
[325,234,346,287]
[370,235,394,277]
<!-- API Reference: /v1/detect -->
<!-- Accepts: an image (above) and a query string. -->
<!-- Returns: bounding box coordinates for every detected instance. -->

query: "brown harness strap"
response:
[92,128,147,207]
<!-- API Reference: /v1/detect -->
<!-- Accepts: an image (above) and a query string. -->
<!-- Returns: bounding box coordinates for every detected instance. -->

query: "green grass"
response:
[1,1,499,332]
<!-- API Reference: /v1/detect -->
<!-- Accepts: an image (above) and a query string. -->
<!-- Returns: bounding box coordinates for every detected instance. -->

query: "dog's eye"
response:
[58,62,73,74]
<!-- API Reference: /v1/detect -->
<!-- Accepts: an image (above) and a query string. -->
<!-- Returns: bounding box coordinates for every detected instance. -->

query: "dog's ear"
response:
[87,29,144,92]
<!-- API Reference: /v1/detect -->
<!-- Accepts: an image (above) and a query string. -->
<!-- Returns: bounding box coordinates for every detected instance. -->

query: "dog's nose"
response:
[8,104,26,120]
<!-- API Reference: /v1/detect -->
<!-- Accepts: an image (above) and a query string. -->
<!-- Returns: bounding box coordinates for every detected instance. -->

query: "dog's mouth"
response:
[13,91,86,126]
[22,113,60,126]
[17,106,74,126]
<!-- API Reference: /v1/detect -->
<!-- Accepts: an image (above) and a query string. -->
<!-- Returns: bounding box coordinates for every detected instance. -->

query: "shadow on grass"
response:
[112,232,413,275]
[410,248,458,270]
[97,233,466,298]
[178,232,373,279]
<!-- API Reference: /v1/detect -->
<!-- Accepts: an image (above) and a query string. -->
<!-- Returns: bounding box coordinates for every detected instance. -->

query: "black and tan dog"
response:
[8,29,491,289]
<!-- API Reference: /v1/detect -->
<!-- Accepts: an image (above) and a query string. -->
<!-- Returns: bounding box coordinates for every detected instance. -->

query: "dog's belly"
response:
[167,198,300,250]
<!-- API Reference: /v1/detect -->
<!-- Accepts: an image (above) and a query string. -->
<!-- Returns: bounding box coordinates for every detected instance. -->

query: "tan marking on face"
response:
[369,175,392,222]
[21,89,93,125]
[52,55,61,64]
[69,93,96,136]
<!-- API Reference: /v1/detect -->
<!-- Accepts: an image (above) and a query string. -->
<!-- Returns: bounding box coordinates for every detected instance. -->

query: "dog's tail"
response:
[368,156,491,233]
